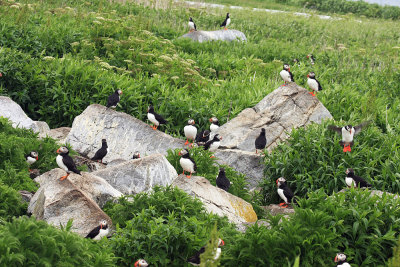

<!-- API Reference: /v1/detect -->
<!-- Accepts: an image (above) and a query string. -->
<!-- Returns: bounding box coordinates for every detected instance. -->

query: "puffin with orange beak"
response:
[85,220,109,240]
[26,151,38,171]
[147,105,167,130]
[187,238,225,266]
[179,149,196,178]
[56,146,81,180]
[306,72,322,97]
[209,117,219,132]
[184,119,197,147]
[328,121,371,152]
[334,253,351,267]
[276,177,296,208]
[280,64,294,86]
[134,259,149,267]
[106,89,122,109]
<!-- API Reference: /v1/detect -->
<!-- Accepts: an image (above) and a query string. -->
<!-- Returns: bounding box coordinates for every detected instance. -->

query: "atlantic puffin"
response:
[188,17,197,32]
[307,72,322,96]
[209,117,220,132]
[196,130,210,146]
[307,54,315,65]
[216,168,230,192]
[328,121,371,152]
[255,128,267,154]
[91,139,108,163]
[179,149,197,178]
[147,105,167,130]
[187,238,225,266]
[345,168,371,188]
[26,151,38,170]
[335,253,351,267]
[184,119,197,147]
[280,64,294,86]
[276,177,296,208]
[106,89,122,108]
[85,220,109,240]
[56,146,81,180]
[204,134,222,152]
[132,151,140,159]
[220,13,230,30]
[134,259,149,267]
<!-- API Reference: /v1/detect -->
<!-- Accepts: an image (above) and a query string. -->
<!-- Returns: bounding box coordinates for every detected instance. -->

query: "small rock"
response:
[19,190,34,202]
[29,169,41,179]
[47,127,71,144]
[261,204,295,216]
[180,29,247,43]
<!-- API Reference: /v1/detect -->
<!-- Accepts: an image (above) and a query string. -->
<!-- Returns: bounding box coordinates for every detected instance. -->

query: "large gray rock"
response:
[180,29,247,43]
[66,104,185,162]
[0,96,50,136]
[215,83,332,189]
[28,169,115,237]
[47,127,71,144]
[172,175,257,226]
[92,154,178,195]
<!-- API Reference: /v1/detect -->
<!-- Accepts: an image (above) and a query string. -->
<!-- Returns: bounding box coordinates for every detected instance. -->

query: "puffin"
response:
[91,139,108,163]
[307,54,315,65]
[209,117,219,132]
[184,119,197,147]
[335,253,351,267]
[147,105,167,130]
[106,89,122,108]
[328,121,371,152]
[188,17,197,32]
[306,72,322,96]
[187,238,225,266]
[132,151,140,159]
[26,151,38,170]
[204,134,222,152]
[345,168,371,188]
[216,168,230,192]
[255,128,267,154]
[196,130,210,146]
[220,13,230,30]
[85,220,109,240]
[276,177,296,208]
[293,58,300,66]
[280,64,294,86]
[134,259,149,267]
[179,149,197,178]
[56,146,81,180]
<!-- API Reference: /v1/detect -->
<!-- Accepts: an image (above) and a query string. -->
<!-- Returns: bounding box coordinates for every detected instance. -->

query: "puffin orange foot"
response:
[343,145,351,152]
[210,155,215,158]
[186,174,192,178]
[184,140,189,145]
[60,174,69,181]
[279,203,286,206]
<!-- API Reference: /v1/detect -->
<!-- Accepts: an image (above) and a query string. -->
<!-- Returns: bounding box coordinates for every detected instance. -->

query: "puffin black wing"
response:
[187,246,206,265]
[106,92,119,108]
[255,135,267,150]
[216,173,230,191]
[353,175,372,188]
[154,112,167,125]
[191,158,197,172]
[194,22,197,30]
[220,18,227,27]
[91,147,107,161]
[204,139,213,150]
[289,71,294,82]
[85,225,101,239]
[317,79,322,91]
[281,184,296,204]
[354,121,371,135]
[63,155,81,174]
[328,125,342,135]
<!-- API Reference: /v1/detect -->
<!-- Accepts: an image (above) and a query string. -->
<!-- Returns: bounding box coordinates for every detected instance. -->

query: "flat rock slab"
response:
[262,204,295,216]
[172,175,257,226]
[215,83,332,189]
[180,29,247,43]
[47,127,71,144]
[65,104,185,162]
[92,154,178,195]
[28,169,115,237]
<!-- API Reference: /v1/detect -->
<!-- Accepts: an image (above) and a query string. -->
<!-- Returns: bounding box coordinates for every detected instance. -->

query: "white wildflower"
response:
[70,42,80,47]
[43,56,55,61]
[92,20,102,25]
[10,4,20,9]
[159,55,173,62]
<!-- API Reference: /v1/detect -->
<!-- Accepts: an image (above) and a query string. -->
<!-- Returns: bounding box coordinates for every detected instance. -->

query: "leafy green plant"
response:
[388,236,400,267]
[0,184,27,221]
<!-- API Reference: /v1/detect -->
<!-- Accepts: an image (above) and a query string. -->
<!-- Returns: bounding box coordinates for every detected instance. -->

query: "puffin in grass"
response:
[306,72,322,97]
[220,13,230,30]
[85,220,109,240]
[276,177,297,208]
[216,168,230,192]
[26,151,38,171]
[147,105,167,130]
[187,238,225,266]
[307,54,315,65]
[106,89,122,109]
[56,146,81,180]
[91,139,108,163]
[184,119,197,147]
[345,168,371,188]
[209,117,219,132]
[188,17,197,32]
[179,149,197,178]
[328,121,371,152]
[335,253,351,267]
[134,259,149,267]
[280,64,294,86]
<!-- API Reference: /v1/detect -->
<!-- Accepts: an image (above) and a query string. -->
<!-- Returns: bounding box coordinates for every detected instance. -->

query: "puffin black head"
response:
[218,238,225,247]
[209,117,219,123]
[134,259,149,267]
[213,134,222,141]
[187,119,195,125]
[99,220,108,229]
[293,58,299,63]
[101,139,107,146]
[226,13,230,18]
[203,130,210,138]
[260,128,266,135]
[132,151,140,159]
[116,89,122,95]
[344,125,353,134]
[56,146,69,155]
[276,177,286,187]
[178,149,189,157]
[219,167,225,174]
[334,253,347,263]
[307,72,316,79]
[346,168,355,176]
[189,17,193,22]
[283,64,290,71]
[30,151,39,160]
[147,105,154,113]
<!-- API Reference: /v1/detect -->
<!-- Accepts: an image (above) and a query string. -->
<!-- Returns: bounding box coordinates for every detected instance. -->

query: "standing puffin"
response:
[187,238,225,266]
[56,146,81,180]
[106,89,122,108]
[335,253,351,267]
[216,168,230,192]
[345,168,371,188]
[196,130,211,146]
[307,54,315,65]
[184,119,197,147]
[147,105,167,130]
[134,259,149,267]
[85,220,109,240]
[132,151,140,160]
[255,128,267,154]
[188,17,197,32]
[328,121,371,152]
[179,149,197,178]
[307,72,322,96]
[276,177,297,208]
[209,117,220,132]
[91,139,108,163]
[280,64,294,86]
[204,134,222,152]
[220,13,230,30]
[26,151,38,170]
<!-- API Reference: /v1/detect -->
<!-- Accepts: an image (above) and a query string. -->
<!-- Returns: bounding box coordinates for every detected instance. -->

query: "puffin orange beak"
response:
[307,74,309,78]
[193,120,195,124]
[350,129,352,134]
[209,118,212,122]
[307,55,309,58]
[334,256,338,262]
[178,152,181,156]
[220,136,223,140]
[288,68,290,71]
[134,261,138,267]
[36,156,39,160]
[220,239,225,246]
[276,179,279,186]
[56,148,60,154]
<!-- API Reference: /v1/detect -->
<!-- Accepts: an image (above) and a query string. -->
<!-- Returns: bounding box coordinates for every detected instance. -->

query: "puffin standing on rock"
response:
[184,119,197,147]
[204,134,222,152]
[255,128,267,154]
[196,130,210,146]
[147,105,167,130]
[134,259,149,267]
[91,139,108,163]
[56,146,81,180]
[209,117,219,132]
[132,151,140,159]
[216,168,230,191]
[280,64,294,86]
[276,177,297,208]
[220,13,230,30]
[306,72,322,97]
[85,220,109,240]
[179,149,197,178]
[106,89,122,109]
[335,253,351,267]
[26,151,38,170]
[187,238,225,266]
[345,168,371,188]
[328,121,371,152]
[188,17,197,32]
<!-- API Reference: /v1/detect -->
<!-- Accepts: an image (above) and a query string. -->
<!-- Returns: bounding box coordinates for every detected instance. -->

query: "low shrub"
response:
[0,184,27,221]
